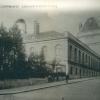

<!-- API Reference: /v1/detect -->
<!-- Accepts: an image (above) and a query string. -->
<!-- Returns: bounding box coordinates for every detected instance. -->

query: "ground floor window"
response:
[75,68,77,75]
[83,69,84,76]
[79,69,81,76]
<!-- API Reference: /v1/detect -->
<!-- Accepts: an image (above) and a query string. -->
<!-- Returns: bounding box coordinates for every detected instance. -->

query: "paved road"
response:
[0,78,100,100]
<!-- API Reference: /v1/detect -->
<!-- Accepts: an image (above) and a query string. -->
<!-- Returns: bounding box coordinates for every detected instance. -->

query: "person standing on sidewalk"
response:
[48,75,52,82]
[66,74,69,83]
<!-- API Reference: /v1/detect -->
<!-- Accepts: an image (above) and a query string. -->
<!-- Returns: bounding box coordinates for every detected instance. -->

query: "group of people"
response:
[48,74,69,83]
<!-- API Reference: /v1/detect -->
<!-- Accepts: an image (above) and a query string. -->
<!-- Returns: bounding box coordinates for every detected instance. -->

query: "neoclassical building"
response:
[16,18,100,79]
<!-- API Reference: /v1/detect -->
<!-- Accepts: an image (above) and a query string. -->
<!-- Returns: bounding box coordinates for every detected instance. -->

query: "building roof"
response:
[80,17,100,33]
[78,29,100,38]
[36,31,66,40]
[24,30,100,58]
[67,32,100,58]
[24,30,68,42]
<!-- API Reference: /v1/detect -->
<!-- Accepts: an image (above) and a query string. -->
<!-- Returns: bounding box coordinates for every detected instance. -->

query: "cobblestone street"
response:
[0,77,100,100]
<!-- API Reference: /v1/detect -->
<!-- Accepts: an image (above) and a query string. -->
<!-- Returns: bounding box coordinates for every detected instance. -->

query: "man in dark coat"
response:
[66,74,69,83]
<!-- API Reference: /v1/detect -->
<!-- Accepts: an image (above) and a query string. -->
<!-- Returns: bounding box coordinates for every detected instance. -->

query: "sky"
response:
[0,0,100,36]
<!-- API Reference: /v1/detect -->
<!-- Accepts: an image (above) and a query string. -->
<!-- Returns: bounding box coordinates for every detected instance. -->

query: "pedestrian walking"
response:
[48,75,52,82]
[66,75,69,83]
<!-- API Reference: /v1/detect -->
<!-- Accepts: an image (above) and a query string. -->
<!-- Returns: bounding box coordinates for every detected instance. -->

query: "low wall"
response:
[0,78,48,89]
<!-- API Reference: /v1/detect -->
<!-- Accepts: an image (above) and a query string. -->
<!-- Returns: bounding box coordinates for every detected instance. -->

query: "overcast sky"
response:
[0,0,100,36]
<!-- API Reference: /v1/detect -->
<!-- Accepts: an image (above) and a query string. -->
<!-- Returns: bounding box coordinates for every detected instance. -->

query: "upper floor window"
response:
[55,44,62,61]
[85,54,87,65]
[74,48,77,62]
[41,46,47,59]
[69,45,72,60]
[79,50,81,63]
[89,56,90,66]
[82,53,84,64]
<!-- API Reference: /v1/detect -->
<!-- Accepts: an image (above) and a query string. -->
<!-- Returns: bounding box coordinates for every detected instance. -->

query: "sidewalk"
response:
[0,77,99,95]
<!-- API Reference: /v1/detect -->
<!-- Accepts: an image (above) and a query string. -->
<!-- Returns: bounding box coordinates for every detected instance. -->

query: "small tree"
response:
[28,52,48,78]
[0,24,26,80]
[0,24,10,79]
[9,25,26,78]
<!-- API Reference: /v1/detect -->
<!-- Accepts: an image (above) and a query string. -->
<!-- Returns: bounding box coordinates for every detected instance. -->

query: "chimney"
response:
[34,20,39,36]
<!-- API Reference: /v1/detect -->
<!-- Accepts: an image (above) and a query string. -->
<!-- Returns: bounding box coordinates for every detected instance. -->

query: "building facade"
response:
[16,18,100,79]
[68,34,100,78]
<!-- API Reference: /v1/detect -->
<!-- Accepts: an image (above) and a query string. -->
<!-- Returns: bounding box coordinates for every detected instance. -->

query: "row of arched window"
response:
[29,44,63,61]
[69,44,100,70]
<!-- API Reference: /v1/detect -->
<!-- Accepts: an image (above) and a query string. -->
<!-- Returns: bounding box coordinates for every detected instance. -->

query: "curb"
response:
[0,77,99,95]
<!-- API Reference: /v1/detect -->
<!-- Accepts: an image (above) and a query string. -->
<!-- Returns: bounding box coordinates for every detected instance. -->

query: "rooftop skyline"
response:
[0,0,100,36]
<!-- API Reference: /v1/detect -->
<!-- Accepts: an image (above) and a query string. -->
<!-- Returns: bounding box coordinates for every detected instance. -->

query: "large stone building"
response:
[16,18,100,79]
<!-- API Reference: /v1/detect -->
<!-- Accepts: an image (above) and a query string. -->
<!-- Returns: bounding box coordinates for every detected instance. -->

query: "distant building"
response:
[78,17,100,55]
[15,18,100,79]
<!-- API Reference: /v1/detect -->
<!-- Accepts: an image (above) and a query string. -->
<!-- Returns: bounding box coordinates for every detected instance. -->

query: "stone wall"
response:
[0,78,48,89]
